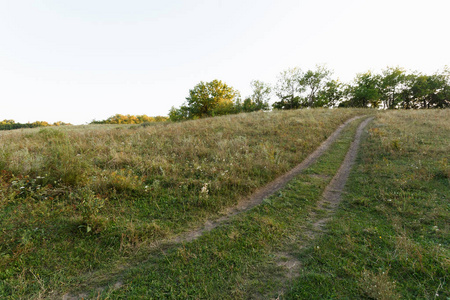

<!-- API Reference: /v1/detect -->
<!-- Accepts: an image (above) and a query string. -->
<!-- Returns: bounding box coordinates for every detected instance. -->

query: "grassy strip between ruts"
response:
[0,108,371,298]
[79,115,367,299]
[285,110,449,299]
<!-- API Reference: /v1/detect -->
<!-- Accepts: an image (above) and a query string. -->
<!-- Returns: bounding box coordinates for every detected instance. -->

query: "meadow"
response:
[0,108,365,297]
[0,108,448,299]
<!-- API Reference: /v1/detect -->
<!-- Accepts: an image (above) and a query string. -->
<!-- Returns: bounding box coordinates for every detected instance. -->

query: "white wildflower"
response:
[200,183,209,196]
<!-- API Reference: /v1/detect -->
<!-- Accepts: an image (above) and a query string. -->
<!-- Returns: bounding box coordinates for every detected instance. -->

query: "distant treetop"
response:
[0,120,71,131]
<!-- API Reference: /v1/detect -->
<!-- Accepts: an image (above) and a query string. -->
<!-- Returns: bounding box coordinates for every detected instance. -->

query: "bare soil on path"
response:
[306,116,374,237]
[273,117,373,298]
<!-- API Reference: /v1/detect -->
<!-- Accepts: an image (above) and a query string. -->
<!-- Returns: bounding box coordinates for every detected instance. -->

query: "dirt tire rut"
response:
[307,116,374,236]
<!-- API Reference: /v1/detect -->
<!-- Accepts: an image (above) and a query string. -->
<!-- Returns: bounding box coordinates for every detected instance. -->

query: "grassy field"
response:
[286,110,449,299]
[67,109,449,299]
[0,108,367,298]
[94,113,369,299]
[0,109,448,299]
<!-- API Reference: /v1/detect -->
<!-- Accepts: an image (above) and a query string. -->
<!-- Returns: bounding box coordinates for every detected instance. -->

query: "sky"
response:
[1,0,449,124]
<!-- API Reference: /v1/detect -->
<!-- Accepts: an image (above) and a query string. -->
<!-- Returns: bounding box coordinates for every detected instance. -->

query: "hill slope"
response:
[0,108,367,297]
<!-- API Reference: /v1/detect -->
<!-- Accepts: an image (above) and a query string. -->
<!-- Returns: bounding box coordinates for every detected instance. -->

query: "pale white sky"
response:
[1,0,449,124]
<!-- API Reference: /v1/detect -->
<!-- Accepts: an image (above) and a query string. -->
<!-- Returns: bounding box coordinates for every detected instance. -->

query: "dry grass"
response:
[0,108,368,297]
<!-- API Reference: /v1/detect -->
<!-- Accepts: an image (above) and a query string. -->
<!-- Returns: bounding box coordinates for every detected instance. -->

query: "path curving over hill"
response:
[273,116,374,298]
[307,116,374,235]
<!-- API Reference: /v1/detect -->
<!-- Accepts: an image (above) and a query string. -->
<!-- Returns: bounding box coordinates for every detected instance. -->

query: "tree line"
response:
[1,114,170,131]
[169,66,450,121]
[90,114,168,124]
[3,66,448,128]
[342,67,450,109]
[0,120,70,131]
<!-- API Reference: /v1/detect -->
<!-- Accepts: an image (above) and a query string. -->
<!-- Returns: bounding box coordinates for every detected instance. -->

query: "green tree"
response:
[187,80,240,118]
[437,66,450,107]
[398,73,420,109]
[241,80,271,112]
[316,79,345,107]
[169,80,240,121]
[426,68,450,108]
[344,71,381,108]
[380,67,406,109]
[401,70,450,109]
[168,105,190,121]
[91,114,167,124]
[301,65,332,107]
[273,67,304,110]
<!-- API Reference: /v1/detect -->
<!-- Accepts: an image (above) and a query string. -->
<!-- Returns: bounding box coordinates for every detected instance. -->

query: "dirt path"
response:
[305,116,374,237]
[273,116,374,299]
[173,115,364,243]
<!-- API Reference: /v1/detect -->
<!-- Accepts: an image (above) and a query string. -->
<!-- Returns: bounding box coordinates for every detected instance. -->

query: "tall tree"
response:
[424,72,450,108]
[316,79,345,107]
[273,67,304,109]
[345,71,381,108]
[243,80,272,111]
[402,70,450,109]
[380,67,406,109]
[300,65,332,107]
[398,73,420,109]
[169,80,240,121]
